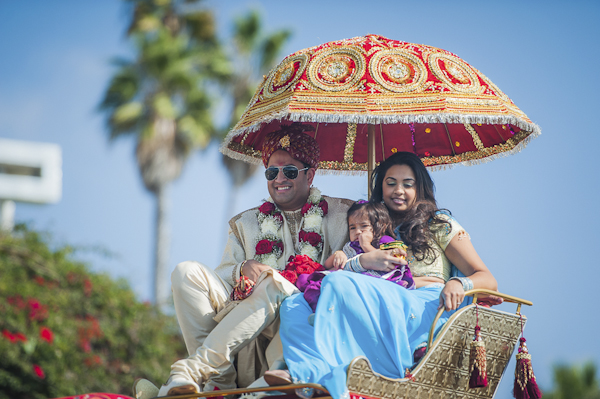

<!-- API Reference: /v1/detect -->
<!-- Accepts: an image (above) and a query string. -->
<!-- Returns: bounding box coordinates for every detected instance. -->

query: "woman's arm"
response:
[359,248,407,271]
[439,234,497,311]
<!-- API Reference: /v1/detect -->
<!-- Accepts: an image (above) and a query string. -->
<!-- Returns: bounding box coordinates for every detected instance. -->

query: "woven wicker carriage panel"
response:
[346,305,525,399]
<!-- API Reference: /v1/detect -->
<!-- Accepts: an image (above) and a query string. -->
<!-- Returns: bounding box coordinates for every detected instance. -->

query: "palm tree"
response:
[544,361,600,399]
[99,0,229,307]
[221,10,291,219]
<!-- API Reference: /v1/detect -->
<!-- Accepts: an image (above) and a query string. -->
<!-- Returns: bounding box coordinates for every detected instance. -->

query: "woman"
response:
[265,152,498,399]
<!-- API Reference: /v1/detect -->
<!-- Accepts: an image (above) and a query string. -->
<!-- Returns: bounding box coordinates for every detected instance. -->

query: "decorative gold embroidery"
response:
[279,135,290,148]
[344,123,357,163]
[427,53,482,94]
[262,53,309,99]
[282,209,303,249]
[307,46,366,92]
[464,123,486,151]
[369,49,428,93]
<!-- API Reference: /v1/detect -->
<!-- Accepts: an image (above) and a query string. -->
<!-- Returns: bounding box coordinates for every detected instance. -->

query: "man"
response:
[134,123,354,398]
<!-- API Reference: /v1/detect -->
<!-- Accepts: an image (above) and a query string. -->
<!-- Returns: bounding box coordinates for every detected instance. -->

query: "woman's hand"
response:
[360,248,406,272]
[438,279,465,311]
[242,260,271,282]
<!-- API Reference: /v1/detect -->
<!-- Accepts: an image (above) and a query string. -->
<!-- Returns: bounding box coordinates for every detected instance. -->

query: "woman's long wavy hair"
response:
[370,152,450,262]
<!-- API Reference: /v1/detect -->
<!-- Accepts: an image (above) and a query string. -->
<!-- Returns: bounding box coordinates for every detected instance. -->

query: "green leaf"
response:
[112,102,143,124]
[22,340,36,355]
[152,94,176,119]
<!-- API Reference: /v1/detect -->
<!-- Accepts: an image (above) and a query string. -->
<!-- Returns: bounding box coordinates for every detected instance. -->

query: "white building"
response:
[0,138,62,231]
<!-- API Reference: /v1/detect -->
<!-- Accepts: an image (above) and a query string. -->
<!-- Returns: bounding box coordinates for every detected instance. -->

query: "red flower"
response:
[319,200,328,215]
[300,231,322,246]
[67,272,78,284]
[84,279,93,297]
[274,241,283,252]
[28,299,48,321]
[255,239,274,255]
[2,330,16,343]
[33,364,45,379]
[40,326,54,344]
[273,213,284,223]
[8,295,26,310]
[14,332,27,342]
[259,202,275,214]
[34,276,45,286]
[29,299,40,310]
[301,203,312,215]
[296,264,316,275]
[84,355,103,367]
[285,255,324,274]
[279,270,298,284]
[80,339,92,353]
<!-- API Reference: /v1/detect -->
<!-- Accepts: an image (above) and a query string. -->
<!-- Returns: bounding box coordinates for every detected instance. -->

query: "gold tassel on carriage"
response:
[469,303,488,388]
[513,314,542,399]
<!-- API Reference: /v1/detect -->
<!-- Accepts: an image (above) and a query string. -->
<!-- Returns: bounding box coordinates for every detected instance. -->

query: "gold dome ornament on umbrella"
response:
[220,34,540,194]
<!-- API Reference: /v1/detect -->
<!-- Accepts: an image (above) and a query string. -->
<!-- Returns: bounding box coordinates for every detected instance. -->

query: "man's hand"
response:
[360,248,406,272]
[331,251,348,270]
[242,260,272,282]
[438,279,464,311]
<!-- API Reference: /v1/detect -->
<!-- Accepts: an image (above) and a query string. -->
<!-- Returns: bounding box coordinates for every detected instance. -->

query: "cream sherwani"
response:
[169,194,353,391]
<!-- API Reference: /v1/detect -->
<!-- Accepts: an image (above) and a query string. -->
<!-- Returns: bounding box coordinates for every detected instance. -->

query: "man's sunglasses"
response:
[264,165,309,181]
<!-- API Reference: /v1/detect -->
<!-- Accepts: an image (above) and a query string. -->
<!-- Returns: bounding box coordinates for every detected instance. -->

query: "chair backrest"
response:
[346,304,525,399]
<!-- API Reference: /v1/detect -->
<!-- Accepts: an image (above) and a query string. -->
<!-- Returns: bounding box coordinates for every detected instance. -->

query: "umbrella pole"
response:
[367,124,376,200]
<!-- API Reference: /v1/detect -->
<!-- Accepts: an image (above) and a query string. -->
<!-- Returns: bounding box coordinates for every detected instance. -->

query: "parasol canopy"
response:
[220,34,540,173]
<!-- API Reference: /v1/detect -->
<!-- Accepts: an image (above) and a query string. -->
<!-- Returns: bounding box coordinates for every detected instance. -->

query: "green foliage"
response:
[544,361,600,399]
[228,9,291,129]
[99,0,233,306]
[99,0,231,191]
[221,9,292,195]
[0,225,186,399]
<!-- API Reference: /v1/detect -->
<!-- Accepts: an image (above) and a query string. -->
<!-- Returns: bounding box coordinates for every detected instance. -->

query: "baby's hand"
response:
[358,230,374,251]
[332,251,348,270]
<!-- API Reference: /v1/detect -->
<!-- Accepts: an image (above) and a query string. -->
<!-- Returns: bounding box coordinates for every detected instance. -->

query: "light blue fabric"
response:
[279,272,465,399]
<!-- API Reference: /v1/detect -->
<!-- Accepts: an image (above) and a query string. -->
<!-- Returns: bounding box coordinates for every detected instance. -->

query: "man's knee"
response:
[172,261,206,290]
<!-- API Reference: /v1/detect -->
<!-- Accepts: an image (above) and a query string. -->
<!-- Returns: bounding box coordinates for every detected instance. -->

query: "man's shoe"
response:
[158,376,200,397]
[263,369,293,386]
[132,378,159,399]
[166,384,198,396]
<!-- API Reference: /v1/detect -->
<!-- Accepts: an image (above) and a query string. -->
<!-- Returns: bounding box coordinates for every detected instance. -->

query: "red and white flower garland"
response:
[255,187,328,269]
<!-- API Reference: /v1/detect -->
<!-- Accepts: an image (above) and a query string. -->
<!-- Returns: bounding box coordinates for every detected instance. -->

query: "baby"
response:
[298,200,415,313]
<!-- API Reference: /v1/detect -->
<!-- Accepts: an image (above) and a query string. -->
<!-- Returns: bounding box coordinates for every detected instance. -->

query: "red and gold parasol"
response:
[220,34,540,178]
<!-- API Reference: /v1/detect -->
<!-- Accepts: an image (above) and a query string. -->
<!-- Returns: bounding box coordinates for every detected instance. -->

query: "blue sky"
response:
[1,0,599,396]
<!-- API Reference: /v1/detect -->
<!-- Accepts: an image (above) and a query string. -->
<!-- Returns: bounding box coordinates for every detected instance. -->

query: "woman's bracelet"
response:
[345,254,366,273]
[448,276,474,291]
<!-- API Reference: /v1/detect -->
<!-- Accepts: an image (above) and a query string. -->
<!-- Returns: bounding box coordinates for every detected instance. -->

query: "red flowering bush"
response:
[281,255,324,286]
[0,225,186,399]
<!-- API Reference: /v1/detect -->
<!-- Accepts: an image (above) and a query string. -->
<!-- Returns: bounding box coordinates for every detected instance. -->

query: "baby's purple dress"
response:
[298,236,415,312]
